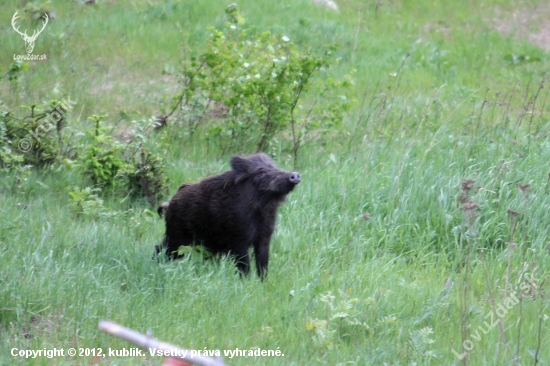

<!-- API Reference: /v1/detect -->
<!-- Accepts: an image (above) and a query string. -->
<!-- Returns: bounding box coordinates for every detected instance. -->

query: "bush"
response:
[81,115,124,188]
[121,148,169,206]
[2,99,73,167]
[173,4,353,161]
[78,114,169,206]
[68,186,109,218]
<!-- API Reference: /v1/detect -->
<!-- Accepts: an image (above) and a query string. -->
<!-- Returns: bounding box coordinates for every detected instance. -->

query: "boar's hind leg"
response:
[229,249,251,276]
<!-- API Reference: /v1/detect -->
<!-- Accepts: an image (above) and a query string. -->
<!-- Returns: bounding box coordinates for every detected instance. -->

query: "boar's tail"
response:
[157,202,169,217]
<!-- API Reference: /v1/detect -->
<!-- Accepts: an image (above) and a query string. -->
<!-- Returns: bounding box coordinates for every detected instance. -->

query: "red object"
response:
[162,357,193,366]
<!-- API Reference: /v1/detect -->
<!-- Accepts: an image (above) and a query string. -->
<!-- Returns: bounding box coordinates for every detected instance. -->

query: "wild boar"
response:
[156,153,301,279]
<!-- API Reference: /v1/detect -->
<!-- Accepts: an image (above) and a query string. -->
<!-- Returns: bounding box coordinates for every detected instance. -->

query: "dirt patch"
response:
[10,314,57,341]
[492,3,550,51]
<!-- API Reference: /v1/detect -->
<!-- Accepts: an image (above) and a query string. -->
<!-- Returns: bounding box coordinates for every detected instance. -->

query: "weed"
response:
[121,147,168,206]
[80,114,124,188]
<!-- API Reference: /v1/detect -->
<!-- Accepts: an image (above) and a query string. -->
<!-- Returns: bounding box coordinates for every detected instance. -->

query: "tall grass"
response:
[1,0,549,365]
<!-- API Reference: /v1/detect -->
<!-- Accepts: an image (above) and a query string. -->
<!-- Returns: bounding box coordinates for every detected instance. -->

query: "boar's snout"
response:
[289,172,301,184]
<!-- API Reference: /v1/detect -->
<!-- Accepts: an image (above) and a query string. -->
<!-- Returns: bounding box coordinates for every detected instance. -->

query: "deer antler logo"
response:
[11,11,49,54]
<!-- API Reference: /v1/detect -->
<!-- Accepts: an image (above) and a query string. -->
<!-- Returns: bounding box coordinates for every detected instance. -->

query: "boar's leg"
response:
[157,229,193,260]
[229,248,251,276]
[253,238,271,280]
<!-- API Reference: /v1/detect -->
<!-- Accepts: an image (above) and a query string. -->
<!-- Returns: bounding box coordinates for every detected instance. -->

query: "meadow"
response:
[1,0,549,365]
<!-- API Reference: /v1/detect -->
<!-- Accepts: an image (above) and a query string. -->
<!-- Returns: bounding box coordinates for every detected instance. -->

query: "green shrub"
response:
[174,4,352,161]
[81,115,124,188]
[0,61,27,83]
[2,99,72,167]
[0,114,23,172]
[121,148,169,206]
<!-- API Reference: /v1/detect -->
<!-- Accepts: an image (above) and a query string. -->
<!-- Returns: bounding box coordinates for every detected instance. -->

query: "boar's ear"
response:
[230,155,253,183]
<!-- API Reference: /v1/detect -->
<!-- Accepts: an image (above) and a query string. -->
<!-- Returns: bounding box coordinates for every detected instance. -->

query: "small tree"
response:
[176,4,352,162]
[121,147,169,206]
[81,115,124,187]
[2,99,71,167]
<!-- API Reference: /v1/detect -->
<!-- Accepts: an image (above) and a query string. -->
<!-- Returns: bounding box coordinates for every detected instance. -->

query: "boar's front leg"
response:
[253,237,271,280]
[159,227,193,260]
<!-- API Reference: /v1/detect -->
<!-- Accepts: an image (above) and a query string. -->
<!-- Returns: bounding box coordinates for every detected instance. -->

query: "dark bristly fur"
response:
[155,153,301,279]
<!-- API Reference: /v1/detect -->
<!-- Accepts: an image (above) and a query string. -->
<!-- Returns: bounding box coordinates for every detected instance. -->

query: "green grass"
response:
[1,0,550,365]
